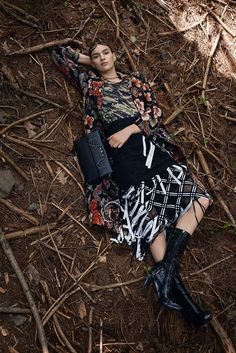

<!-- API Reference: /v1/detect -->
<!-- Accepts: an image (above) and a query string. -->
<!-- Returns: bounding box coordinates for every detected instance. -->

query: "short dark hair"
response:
[88,41,114,59]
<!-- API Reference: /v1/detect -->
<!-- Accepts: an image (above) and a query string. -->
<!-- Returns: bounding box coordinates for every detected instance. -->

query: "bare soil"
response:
[0,1,236,352]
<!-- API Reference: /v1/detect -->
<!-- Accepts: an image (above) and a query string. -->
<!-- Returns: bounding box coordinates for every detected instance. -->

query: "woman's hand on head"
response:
[107,124,141,148]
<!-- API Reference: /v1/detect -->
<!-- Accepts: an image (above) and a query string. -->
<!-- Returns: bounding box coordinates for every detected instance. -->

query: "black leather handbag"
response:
[74,130,112,184]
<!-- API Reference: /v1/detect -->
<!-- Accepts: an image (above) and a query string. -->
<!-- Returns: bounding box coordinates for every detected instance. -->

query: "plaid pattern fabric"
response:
[110,164,212,260]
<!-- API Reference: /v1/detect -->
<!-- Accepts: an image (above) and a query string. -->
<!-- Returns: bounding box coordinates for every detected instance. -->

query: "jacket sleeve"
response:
[52,46,88,94]
[133,74,163,136]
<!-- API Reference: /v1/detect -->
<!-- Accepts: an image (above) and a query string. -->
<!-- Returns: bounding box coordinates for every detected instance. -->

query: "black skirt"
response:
[103,118,212,260]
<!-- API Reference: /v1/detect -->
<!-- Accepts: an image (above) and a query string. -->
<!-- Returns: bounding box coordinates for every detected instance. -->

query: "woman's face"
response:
[90,44,116,74]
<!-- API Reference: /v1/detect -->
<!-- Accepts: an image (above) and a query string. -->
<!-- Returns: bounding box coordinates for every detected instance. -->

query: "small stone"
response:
[28,202,38,212]
[0,169,15,198]
[9,314,27,327]
[136,342,144,351]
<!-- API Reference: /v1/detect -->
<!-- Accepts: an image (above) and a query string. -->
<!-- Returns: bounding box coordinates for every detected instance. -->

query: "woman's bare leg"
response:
[176,197,210,235]
[150,232,166,262]
[150,197,210,262]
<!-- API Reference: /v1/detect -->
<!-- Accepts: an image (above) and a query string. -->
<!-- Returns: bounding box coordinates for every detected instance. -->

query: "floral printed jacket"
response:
[52,46,184,232]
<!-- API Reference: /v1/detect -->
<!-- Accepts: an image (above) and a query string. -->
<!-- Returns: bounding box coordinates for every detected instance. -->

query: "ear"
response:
[113,53,116,62]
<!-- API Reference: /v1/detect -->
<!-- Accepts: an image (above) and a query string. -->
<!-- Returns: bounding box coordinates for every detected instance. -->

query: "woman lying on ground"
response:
[52,41,213,328]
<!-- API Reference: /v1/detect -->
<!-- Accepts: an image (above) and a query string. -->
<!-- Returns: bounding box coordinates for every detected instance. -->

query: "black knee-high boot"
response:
[173,273,212,328]
[147,228,190,310]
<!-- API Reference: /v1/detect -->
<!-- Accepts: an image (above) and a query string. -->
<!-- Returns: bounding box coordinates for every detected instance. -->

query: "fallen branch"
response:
[82,276,146,291]
[157,13,208,36]
[190,254,234,276]
[202,30,222,99]
[0,199,39,225]
[71,8,95,40]
[96,0,145,55]
[0,108,53,136]
[111,0,120,39]
[5,134,55,178]
[0,232,49,353]
[41,280,77,353]
[210,316,236,353]
[8,38,83,56]
[0,148,29,181]
[221,105,236,116]
[195,148,235,225]
[163,100,192,125]
[185,133,235,225]
[51,201,97,242]
[3,222,57,240]
[88,307,94,353]
[0,1,40,29]
[200,4,236,38]
[54,160,85,196]
[110,0,137,71]
[1,0,40,23]
[4,82,80,118]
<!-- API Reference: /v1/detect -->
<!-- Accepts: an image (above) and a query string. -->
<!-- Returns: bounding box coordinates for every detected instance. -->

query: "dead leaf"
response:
[0,326,9,336]
[79,300,87,319]
[24,121,37,138]
[4,272,9,286]
[56,168,68,185]
[98,255,107,263]
[0,287,6,294]
[25,264,40,286]
[67,122,75,151]
[2,41,10,54]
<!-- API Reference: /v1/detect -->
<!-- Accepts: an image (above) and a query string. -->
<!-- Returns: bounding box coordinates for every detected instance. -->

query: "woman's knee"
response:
[197,197,210,212]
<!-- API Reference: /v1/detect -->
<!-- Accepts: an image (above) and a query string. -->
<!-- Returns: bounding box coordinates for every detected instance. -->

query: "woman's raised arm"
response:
[51,46,89,93]
[68,48,92,66]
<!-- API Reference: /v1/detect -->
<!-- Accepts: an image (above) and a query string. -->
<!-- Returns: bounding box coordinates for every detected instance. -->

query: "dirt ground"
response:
[0,0,236,352]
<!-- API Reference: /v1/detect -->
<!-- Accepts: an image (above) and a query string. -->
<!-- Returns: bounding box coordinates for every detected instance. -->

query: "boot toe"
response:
[193,311,212,328]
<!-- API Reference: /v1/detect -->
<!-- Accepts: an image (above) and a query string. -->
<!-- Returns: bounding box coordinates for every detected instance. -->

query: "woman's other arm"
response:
[107,124,141,148]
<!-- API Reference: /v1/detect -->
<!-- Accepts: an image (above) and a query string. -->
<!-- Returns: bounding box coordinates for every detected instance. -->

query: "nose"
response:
[100,53,105,61]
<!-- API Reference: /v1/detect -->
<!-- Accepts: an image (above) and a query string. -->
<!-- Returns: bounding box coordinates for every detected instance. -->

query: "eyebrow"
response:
[91,48,110,58]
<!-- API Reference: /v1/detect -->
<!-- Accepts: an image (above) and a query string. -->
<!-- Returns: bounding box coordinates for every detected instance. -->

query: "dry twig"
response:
[41,280,77,353]
[210,316,236,353]
[4,222,57,240]
[4,82,80,118]
[71,9,95,40]
[163,100,192,125]
[8,38,83,56]
[0,199,39,225]
[88,307,94,353]
[200,4,236,37]
[82,276,146,292]
[0,109,53,136]
[186,133,235,224]
[202,30,222,99]
[110,0,137,71]
[0,232,49,353]
[157,13,208,36]
[190,254,234,276]
[0,1,40,28]
[111,0,120,39]
[1,0,39,23]
[0,148,29,180]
